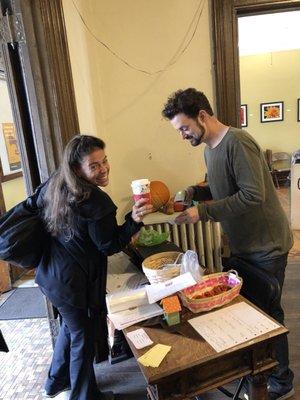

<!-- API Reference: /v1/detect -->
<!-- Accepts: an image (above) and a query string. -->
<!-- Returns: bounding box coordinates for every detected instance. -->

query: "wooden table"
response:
[124,296,288,400]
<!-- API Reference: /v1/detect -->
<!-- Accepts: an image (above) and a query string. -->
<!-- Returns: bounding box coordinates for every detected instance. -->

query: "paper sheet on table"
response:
[126,328,153,349]
[138,344,171,367]
[107,252,137,274]
[107,252,148,293]
[167,215,176,225]
[146,272,196,304]
[107,272,148,293]
[108,303,163,330]
[189,301,281,353]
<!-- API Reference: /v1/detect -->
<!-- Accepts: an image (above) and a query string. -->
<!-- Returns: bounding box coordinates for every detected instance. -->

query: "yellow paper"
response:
[138,344,171,367]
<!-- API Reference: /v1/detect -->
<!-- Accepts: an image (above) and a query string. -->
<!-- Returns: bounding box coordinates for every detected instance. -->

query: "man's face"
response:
[170,113,206,147]
[76,148,110,187]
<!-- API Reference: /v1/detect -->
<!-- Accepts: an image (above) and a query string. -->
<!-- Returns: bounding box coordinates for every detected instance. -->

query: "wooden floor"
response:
[0,187,299,400]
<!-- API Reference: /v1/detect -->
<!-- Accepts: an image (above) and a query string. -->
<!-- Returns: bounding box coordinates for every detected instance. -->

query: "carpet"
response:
[0,287,47,320]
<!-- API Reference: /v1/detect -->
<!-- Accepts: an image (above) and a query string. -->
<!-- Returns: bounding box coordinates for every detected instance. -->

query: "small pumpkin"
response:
[150,181,170,211]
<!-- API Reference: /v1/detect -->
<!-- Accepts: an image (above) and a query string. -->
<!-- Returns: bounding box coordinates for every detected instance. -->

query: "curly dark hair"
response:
[162,88,214,120]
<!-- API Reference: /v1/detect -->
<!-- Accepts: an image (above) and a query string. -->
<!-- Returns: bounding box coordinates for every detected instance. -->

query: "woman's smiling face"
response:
[77,148,110,187]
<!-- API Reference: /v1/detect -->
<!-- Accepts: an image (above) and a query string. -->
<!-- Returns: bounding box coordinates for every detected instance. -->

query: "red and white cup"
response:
[131,179,151,204]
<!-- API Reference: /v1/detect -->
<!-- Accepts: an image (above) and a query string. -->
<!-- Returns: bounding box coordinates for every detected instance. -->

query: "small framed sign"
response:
[0,123,22,181]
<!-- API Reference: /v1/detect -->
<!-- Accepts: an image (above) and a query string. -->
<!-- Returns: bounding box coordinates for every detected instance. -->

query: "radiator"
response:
[143,213,222,273]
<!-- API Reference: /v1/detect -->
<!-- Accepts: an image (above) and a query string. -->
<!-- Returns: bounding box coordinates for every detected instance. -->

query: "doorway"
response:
[211,0,300,127]
[0,0,79,343]
[0,47,29,288]
[211,0,300,231]
[238,11,300,189]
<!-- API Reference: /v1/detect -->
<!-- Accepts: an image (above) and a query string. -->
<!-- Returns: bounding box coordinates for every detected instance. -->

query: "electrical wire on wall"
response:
[71,0,205,76]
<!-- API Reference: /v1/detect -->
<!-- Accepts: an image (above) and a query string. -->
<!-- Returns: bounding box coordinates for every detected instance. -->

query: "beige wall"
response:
[1,177,26,211]
[240,50,300,153]
[62,0,214,216]
[0,79,26,210]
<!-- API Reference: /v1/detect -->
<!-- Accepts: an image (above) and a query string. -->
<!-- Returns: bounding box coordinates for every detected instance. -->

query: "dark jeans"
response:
[45,304,101,400]
[237,253,294,394]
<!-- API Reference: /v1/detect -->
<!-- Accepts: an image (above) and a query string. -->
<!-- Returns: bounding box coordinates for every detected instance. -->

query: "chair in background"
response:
[271,152,291,187]
[265,149,279,189]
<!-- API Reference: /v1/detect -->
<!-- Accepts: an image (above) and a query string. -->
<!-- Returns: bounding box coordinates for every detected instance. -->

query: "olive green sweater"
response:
[193,127,293,262]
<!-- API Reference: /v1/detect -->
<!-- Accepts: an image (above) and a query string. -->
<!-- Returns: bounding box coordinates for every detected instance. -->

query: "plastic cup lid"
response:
[131,179,150,187]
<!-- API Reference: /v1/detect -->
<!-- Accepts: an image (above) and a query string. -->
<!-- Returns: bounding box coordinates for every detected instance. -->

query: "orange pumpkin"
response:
[150,181,170,211]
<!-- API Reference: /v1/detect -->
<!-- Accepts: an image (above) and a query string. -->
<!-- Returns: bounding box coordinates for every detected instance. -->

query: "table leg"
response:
[248,374,268,400]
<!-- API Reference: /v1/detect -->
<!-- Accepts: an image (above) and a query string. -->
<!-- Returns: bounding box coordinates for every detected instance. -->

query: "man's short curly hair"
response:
[162,88,214,120]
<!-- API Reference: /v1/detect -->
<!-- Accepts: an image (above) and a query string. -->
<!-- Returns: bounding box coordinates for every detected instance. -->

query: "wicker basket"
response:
[142,251,182,284]
[179,270,242,313]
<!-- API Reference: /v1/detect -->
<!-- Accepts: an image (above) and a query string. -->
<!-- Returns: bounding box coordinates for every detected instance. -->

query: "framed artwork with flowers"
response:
[260,101,284,123]
[240,104,248,127]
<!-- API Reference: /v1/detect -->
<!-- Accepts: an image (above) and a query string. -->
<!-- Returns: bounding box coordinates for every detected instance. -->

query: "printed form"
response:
[189,301,281,353]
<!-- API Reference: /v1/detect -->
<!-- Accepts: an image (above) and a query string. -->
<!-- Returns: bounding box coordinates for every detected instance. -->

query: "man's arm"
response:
[198,139,265,222]
[191,184,213,201]
[184,184,212,205]
[175,138,266,225]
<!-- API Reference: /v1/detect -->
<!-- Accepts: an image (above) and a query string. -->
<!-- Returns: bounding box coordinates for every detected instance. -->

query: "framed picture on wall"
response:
[260,101,284,123]
[297,99,300,122]
[240,104,248,127]
[0,123,22,181]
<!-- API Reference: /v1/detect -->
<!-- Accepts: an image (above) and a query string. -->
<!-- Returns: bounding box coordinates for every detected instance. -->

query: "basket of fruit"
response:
[179,270,242,313]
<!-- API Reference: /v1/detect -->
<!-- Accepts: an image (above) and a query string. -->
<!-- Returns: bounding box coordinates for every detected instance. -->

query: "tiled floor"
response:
[0,319,53,400]
[0,187,299,399]
[0,318,145,400]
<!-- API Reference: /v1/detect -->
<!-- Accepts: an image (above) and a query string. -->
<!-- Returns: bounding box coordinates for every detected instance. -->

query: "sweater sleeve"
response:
[198,138,266,222]
[191,185,213,201]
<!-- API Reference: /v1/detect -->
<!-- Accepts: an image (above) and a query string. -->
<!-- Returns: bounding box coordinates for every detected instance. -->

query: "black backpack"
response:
[0,187,47,269]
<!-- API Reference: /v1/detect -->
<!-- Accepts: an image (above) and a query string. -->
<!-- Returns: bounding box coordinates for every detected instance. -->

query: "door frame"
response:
[211,0,300,127]
[0,0,79,193]
[0,0,79,336]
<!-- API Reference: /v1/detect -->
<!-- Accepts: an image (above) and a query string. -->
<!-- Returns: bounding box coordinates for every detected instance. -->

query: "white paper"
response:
[107,272,149,293]
[108,303,163,330]
[106,287,149,314]
[167,216,176,225]
[126,328,153,349]
[107,252,148,293]
[189,301,281,353]
[107,252,137,274]
[146,272,196,304]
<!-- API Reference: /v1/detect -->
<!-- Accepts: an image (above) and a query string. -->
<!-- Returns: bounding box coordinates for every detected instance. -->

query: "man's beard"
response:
[191,121,205,146]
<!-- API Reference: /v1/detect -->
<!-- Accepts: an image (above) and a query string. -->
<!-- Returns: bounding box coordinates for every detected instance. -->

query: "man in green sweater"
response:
[162,88,294,400]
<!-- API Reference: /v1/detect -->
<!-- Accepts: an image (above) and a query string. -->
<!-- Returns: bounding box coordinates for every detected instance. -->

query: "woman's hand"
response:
[132,198,153,223]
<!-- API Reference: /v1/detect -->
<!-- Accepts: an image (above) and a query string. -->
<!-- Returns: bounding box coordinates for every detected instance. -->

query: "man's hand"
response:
[184,186,195,206]
[174,206,199,225]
